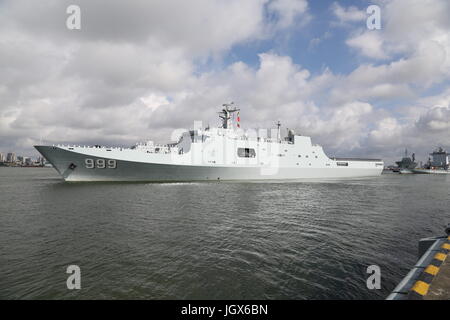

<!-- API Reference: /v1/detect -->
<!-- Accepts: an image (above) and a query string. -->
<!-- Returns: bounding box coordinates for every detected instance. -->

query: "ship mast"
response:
[219,102,240,129]
[276,120,281,142]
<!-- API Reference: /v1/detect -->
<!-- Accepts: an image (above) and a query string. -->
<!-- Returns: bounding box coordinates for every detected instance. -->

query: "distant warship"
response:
[393,149,417,174]
[412,147,449,174]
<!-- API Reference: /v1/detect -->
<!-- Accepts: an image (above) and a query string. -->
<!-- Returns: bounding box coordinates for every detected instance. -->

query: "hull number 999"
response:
[85,158,117,169]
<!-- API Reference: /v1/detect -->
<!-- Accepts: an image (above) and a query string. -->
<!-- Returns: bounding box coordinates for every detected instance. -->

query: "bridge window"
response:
[237,148,256,158]
[337,162,349,167]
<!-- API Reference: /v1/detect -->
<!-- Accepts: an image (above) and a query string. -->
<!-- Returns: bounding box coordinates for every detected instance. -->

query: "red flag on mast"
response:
[237,111,240,128]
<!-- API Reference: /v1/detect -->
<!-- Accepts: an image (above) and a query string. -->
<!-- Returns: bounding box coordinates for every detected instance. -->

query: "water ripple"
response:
[1,168,449,299]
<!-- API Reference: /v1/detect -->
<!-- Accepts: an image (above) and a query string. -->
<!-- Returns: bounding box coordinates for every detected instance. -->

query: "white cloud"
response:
[331,2,366,25]
[367,117,403,147]
[145,54,377,154]
[0,0,313,154]
[268,0,309,29]
[346,32,388,60]
[416,106,450,132]
[365,105,450,163]
[334,2,450,104]
[344,0,450,79]
[1,0,450,166]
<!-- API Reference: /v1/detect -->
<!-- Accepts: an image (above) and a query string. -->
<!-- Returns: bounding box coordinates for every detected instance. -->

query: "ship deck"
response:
[332,157,383,162]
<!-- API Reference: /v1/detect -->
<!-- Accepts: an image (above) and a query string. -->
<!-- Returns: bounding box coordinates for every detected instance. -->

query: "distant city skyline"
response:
[0,151,45,166]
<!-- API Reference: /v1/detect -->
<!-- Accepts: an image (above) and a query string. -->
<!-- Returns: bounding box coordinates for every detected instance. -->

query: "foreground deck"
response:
[387,235,450,300]
[424,242,450,300]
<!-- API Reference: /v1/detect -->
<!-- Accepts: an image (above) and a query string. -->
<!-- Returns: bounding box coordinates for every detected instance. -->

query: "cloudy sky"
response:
[1,0,449,164]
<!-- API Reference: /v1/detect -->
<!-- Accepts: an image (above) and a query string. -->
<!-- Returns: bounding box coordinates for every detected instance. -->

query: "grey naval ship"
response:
[35,103,384,182]
[393,149,417,174]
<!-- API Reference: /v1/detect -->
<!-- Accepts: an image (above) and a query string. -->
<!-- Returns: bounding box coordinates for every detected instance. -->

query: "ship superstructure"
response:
[412,147,449,174]
[429,147,449,168]
[35,103,384,182]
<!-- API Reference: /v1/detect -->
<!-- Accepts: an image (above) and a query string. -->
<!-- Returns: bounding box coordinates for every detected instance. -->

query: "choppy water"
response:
[0,167,449,299]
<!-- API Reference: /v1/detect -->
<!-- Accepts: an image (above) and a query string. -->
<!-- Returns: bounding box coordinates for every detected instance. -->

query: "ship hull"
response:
[35,146,383,182]
[411,168,450,175]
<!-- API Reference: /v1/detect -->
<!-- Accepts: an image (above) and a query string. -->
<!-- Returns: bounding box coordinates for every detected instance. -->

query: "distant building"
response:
[6,152,16,163]
[24,157,33,166]
[0,152,4,162]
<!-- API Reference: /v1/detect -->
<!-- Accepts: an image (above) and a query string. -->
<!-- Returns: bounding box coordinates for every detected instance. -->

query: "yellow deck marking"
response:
[424,265,439,276]
[434,253,446,261]
[411,281,429,296]
[442,243,450,250]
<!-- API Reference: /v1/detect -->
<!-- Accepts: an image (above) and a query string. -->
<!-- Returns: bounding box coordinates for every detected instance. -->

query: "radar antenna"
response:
[276,120,281,142]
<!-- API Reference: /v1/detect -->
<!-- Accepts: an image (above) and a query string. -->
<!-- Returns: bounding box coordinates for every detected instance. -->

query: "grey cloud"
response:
[2,0,268,53]
[416,106,450,132]
[1,0,450,165]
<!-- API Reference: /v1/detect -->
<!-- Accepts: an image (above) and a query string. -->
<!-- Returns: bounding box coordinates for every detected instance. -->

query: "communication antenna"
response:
[276,120,281,142]
[218,102,240,129]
